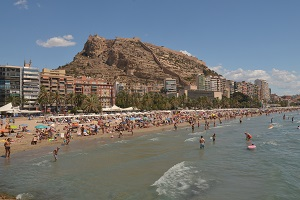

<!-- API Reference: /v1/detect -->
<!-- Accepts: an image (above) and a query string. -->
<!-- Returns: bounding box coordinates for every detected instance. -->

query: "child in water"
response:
[53,147,60,161]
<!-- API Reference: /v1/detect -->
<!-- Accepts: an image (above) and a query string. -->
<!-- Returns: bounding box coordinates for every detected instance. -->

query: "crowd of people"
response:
[1,107,299,159]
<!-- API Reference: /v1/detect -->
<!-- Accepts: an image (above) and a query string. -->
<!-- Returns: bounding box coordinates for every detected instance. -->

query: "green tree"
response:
[8,95,21,107]
[53,91,62,113]
[82,94,102,113]
[74,93,86,109]
[37,87,52,113]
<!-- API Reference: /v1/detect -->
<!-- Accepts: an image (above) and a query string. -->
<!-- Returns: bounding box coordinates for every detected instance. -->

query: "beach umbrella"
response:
[20,124,28,127]
[35,124,49,129]
[0,129,9,133]
[10,125,18,129]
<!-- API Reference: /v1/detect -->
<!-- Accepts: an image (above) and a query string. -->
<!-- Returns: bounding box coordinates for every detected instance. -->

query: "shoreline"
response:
[1,107,299,157]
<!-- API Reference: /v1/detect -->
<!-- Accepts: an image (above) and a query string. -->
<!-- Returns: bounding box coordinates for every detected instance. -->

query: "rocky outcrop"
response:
[58,35,219,86]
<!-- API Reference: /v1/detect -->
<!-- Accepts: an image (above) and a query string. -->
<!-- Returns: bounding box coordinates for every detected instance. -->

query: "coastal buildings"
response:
[40,68,74,96]
[255,79,270,102]
[39,69,116,110]
[164,78,177,93]
[0,65,22,107]
[0,60,274,112]
[74,76,115,108]
[22,61,40,110]
[196,74,205,90]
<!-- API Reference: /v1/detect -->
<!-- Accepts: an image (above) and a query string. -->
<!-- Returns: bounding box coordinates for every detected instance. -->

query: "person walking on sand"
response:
[53,147,60,161]
[199,136,205,149]
[4,138,11,158]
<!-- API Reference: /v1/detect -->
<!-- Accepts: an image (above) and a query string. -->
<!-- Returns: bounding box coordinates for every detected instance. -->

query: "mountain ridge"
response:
[57,35,219,88]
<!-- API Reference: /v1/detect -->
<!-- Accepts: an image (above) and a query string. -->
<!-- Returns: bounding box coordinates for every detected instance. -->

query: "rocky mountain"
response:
[57,35,218,88]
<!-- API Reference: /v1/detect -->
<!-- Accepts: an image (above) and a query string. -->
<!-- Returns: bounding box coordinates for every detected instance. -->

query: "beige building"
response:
[179,88,222,101]
[74,76,115,108]
[40,69,115,109]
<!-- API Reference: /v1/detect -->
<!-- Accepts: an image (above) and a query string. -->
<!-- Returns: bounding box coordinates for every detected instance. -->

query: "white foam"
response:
[16,193,34,199]
[263,140,278,146]
[213,126,223,129]
[149,137,159,141]
[152,161,208,198]
[32,160,50,167]
[115,140,128,144]
[184,137,198,142]
[188,131,203,136]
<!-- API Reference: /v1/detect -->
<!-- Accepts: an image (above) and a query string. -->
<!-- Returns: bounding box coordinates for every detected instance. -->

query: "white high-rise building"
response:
[254,79,270,102]
[22,61,40,110]
[164,78,177,93]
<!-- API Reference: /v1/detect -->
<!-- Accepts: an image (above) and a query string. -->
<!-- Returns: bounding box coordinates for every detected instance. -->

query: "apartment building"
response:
[0,65,22,107]
[22,62,40,110]
[196,74,205,90]
[164,78,177,93]
[254,79,270,102]
[74,76,115,108]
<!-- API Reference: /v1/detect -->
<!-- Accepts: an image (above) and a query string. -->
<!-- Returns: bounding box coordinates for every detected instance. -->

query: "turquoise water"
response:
[1,112,300,200]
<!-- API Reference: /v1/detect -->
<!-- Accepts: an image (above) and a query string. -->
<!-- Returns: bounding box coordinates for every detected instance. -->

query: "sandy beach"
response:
[0,116,191,157]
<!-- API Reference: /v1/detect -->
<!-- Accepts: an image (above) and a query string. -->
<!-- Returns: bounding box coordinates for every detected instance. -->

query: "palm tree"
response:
[37,86,52,113]
[66,93,76,108]
[82,94,102,113]
[74,93,86,109]
[53,91,62,113]
[8,95,21,107]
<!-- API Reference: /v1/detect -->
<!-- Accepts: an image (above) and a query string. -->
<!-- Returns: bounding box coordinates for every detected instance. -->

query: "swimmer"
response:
[53,147,60,161]
[268,124,274,129]
[244,132,252,141]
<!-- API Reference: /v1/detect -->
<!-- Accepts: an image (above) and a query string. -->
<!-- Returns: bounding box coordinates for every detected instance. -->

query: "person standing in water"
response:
[212,133,216,142]
[199,136,205,149]
[53,147,60,161]
[4,138,11,158]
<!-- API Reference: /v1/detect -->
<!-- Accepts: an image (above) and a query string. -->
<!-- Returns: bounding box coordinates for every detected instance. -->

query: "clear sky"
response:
[1,0,300,96]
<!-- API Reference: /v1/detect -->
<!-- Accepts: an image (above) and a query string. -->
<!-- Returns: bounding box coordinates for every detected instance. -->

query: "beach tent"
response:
[121,107,134,111]
[121,106,140,111]
[103,105,122,112]
[110,105,122,112]
[0,103,14,112]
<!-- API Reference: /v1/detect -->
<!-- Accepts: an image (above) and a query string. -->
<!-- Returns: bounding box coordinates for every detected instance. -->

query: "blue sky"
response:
[1,0,300,95]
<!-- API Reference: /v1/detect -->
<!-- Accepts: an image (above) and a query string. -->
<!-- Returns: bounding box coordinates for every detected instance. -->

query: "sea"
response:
[1,111,300,200]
